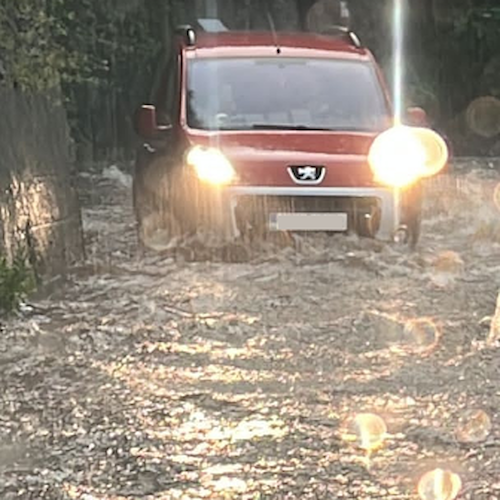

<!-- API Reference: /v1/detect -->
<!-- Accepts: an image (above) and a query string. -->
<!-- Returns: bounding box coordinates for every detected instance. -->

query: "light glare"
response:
[411,127,450,177]
[187,146,236,185]
[393,0,404,124]
[368,125,426,187]
[368,126,449,187]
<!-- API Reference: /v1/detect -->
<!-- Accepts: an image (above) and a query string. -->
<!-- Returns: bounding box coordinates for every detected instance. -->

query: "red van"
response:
[133,26,426,249]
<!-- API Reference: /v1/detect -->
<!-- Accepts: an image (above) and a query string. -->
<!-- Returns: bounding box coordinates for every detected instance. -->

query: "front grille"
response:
[234,195,382,235]
[235,195,380,213]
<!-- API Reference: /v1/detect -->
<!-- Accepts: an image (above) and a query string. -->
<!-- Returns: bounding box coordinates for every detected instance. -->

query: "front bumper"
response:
[210,186,401,241]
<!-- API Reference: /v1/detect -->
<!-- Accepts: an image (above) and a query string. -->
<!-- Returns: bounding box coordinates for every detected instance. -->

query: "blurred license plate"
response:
[269,213,348,231]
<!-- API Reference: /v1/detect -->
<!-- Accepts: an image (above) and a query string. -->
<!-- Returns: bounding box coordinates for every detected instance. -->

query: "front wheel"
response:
[133,169,183,252]
[399,182,423,249]
[138,207,183,252]
[356,205,382,239]
[406,209,422,248]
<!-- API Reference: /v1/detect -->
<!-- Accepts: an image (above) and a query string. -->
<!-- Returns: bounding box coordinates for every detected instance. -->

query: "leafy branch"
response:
[0,249,36,315]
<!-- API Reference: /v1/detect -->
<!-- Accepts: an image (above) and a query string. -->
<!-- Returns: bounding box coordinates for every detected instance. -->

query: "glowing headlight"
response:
[368,125,449,188]
[186,146,236,185]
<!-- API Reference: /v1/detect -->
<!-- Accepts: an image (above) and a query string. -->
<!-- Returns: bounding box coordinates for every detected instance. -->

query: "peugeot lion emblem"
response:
[288,165,326,185]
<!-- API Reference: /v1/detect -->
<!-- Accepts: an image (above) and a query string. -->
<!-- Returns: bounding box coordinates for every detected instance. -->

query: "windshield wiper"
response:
[250,124,335,131]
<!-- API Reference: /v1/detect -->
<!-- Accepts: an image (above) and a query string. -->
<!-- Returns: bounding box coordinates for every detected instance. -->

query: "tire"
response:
[133,162,181,251]
[356,203,381,239]
[406,210,422,249]
[400,182,423,249]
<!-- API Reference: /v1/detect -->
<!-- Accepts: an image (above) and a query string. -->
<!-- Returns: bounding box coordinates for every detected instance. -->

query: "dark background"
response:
[0,0,499,162]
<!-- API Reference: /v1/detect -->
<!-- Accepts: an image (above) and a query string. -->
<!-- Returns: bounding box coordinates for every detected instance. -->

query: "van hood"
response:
[186,130,382,187]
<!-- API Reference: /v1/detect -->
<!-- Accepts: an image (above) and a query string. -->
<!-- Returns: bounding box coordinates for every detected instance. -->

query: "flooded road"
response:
[1,160,500,499]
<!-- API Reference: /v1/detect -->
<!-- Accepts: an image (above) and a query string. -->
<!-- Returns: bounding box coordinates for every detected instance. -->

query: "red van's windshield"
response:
[186,57,391,131]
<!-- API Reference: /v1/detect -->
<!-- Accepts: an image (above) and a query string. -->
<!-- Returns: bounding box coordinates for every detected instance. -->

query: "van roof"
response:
[181,31,372,61]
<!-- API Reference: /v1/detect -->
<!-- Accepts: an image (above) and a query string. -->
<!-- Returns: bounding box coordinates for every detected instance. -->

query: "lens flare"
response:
[351,413,387,451]
[466,96,500,138]
[418,468,462,500]
[403,318,439,351]
[411,127,449,178]
[433,251,464,274]
[455,409,492,443]
[493,183,500,212]
[368,126,449,188]
[393,0,404,123]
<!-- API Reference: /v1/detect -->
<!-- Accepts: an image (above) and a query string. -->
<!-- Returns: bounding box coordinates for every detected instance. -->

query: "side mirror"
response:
[405,106,429,127]
[134,104,171,139]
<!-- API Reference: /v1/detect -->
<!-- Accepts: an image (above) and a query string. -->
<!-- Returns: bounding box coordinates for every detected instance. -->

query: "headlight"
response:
[368,125,449,188]
[186,146,236,185]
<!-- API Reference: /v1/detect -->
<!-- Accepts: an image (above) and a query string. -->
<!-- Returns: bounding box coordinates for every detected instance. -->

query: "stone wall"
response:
[0,89,84,278]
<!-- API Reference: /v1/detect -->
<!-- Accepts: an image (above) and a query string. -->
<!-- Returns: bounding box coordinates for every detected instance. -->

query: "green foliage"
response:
[0,250,36,315]
[0,0,163,91]
[0,0,167,160]
[0,0,67,90]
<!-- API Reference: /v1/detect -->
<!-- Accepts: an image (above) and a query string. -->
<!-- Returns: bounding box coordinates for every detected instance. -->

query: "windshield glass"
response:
[186,57,390,131]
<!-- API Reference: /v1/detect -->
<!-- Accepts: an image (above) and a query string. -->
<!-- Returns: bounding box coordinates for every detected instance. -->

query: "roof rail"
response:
[175,24,196,46]
[174,23,363,49]
[319,25,363,48]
